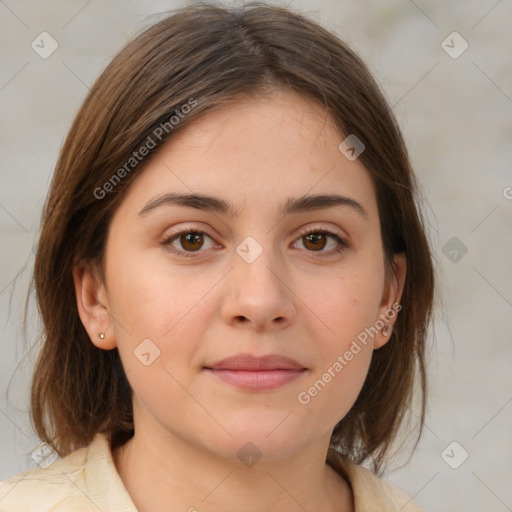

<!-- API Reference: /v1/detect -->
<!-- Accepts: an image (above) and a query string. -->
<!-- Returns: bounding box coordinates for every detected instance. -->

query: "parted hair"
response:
[30,1,434,475]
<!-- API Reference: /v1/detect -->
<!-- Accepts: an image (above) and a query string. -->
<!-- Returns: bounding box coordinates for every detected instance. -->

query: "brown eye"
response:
[162,229,217,257]
[294,228,350,256]
[302,232,328,251]
[180,232,204,251]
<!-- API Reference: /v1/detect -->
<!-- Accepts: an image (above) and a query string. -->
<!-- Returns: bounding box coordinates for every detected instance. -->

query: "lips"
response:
[204,353,307,391]
[205,353,306,371]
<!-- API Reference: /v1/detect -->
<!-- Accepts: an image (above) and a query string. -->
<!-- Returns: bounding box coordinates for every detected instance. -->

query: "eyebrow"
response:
[138,192,368,219]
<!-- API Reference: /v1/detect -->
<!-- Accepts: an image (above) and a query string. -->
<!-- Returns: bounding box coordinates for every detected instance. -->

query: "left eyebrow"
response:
[138,192,368,219]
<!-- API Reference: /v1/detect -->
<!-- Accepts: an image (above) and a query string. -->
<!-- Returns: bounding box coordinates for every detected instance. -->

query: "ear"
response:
[374,252,406,349]
[73,259,117,350]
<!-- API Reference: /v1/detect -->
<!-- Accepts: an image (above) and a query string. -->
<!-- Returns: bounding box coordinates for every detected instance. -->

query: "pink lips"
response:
[204,354,307,391]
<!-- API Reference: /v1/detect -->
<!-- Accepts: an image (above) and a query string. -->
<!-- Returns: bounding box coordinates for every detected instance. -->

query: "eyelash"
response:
[161,226,350,259]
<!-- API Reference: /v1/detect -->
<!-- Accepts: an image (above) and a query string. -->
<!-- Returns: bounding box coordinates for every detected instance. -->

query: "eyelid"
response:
[297,223,348,242]
[164,223,216,240]
[160,224,219,258]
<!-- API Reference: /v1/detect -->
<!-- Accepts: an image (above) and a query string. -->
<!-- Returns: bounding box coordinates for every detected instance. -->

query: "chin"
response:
[201,418,312,464]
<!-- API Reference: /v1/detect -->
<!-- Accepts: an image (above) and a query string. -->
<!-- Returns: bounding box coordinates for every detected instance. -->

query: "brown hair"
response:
[30,1,434,475]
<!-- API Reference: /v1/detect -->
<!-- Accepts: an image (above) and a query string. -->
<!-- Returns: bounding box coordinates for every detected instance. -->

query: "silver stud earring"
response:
[382,326,389,337]
[98,333,105,339]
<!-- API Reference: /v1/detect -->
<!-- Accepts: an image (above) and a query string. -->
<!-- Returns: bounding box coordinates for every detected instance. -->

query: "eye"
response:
[161,228,219,258]
[293,227,350,256]
[161,226,350,259]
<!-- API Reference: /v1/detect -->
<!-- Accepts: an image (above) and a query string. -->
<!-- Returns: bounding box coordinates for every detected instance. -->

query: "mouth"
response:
[203,353,308,391]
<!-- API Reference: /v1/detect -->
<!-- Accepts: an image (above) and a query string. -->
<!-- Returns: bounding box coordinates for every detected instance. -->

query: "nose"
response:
[221,243,296,331]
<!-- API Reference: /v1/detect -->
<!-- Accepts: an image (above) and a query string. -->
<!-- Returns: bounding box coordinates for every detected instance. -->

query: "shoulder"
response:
[329,451,423,512]
[0,442,90,511]
[0,433,136,512]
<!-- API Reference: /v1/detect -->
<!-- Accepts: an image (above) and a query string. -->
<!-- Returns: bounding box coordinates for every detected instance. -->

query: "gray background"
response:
[1,0,511,510]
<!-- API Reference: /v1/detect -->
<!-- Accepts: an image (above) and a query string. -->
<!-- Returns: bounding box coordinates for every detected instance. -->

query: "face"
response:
[75,88,405,463]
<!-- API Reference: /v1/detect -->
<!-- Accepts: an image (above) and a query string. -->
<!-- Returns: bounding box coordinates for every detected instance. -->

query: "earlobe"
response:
[374,253,407,349]
[73,260,117,350]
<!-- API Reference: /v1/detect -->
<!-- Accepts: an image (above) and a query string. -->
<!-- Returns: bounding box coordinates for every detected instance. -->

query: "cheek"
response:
[295,290,377,430]
[311,261,385,348]
[107,260,217,428]
[296,344,373,430]
[105,248,220,376]
[294,261,384,421]
[107,242,205,330]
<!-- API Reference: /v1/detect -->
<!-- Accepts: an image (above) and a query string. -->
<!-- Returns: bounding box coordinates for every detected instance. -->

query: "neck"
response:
[112,426,353,512]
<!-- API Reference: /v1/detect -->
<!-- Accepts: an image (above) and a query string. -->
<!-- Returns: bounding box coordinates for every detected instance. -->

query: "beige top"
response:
[0,433,422,511]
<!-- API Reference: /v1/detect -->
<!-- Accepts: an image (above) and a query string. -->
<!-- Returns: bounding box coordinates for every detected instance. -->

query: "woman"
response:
[0,2,434,510]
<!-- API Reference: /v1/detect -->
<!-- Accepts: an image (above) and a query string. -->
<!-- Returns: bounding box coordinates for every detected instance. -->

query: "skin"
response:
[74,88,406,512]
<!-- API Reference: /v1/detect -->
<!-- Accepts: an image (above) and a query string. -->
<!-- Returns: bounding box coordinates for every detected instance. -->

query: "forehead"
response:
[167,89,341,161]
[113,89,379,222]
